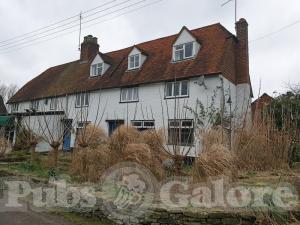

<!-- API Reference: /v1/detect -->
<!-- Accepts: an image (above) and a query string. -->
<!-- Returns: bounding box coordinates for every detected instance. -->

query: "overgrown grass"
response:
[54,212,116,225]
[70,125,168,182]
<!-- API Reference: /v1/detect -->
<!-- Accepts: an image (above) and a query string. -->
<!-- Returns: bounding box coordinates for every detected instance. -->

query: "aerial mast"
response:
[221,0,237,23]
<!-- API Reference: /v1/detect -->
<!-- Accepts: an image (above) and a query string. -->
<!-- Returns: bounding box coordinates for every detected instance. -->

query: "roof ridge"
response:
[104,22,223,55]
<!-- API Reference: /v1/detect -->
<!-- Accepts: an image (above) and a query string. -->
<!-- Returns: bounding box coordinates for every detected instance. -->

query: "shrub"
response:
[13,127,33,151]
[70,145,114,182]
[233,121,291,171]
[70,126,168,181]
[0,138,11,157]
[192,144,237,181]
[76,124,107,148]
[109,125,140,153]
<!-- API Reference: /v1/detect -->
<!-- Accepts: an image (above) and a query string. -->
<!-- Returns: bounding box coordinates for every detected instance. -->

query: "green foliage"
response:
[266,91,300,163]
[267,92,300,131]
[14,127,35,151]
[290,142,300,163]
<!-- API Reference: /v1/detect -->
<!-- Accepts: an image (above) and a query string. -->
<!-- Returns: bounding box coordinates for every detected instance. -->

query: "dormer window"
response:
[91,63,103,76]
[128,54,140,70]
[90,54,110,77]
[174,42,194,61]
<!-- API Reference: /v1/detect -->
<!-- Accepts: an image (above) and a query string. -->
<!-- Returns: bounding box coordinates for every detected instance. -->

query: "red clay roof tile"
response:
[8,23,245,103]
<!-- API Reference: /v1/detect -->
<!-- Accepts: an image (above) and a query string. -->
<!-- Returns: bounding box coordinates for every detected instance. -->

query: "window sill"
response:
[171,57,195,63]
[164,95,189,100]
[119,100,139,104]
[126,67,141,72]
[75,105,89,108]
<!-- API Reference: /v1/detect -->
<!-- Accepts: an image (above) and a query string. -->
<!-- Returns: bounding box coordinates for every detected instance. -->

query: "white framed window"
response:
[131,120,155,131]
[128,54,140,70]
[30,100,39,110]
[165,80,189,98]
[120,87,139,102]
[75,92,89,107]
[91,63,103,76]
[11,103,19,113]
[50,97,58,110]
[168,119,194,146]
[174,42,194,61]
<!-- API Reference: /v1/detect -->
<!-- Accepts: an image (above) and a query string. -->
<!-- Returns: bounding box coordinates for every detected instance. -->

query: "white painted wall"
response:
[10,75,251,156]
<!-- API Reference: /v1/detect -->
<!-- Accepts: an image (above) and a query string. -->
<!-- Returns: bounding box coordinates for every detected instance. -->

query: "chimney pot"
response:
[80,35,99,61]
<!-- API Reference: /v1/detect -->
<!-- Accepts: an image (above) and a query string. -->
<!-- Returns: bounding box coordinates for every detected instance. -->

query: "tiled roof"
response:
[8,23,246,103]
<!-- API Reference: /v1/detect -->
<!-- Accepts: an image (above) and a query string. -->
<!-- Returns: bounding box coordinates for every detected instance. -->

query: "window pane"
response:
[182,120,193,127]
[76,94,80,106]
[174,82,180,96]
[134,55,140,68]
[144,121,154,127]
[121,89,127,101]
[84,93,89,106]
[175,49,184,61]
[81,94,84,106]
[127,88,133,101]
[92,65,96,76]
[185,42,193,58]
[166,82,173,97]
[129,56,135,68]
[132,121,142,127]
[97,63,103,75]
[175,45,183,50]
[133,88,138,100]
[181,80,188,96]
[181,128,194,146]
[169,120,180,127]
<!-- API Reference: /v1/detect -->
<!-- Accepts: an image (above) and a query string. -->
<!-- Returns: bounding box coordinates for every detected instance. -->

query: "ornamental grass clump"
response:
[0,138,10,158]
[192,128,237,182]
[71,125,168,181]
[77,124,107,148]
[233,120,291,171]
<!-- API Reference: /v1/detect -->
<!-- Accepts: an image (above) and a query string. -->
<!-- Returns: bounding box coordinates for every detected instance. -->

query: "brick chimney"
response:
[235,18,250,84]
[80,35,99,61]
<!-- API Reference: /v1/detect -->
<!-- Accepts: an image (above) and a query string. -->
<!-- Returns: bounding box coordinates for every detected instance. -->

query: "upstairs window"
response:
[50,97,58,111]
[174,42,194,61]
[128,54,140,70]
[120,87,138,102]
[11,103,19,113]
[30,100,39,111]
[91,63,103,76]
[75,92,89,107]
[165,80,189,98]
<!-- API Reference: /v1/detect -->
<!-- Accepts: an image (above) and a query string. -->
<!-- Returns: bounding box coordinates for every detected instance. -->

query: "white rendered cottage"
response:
[7,19,252,156]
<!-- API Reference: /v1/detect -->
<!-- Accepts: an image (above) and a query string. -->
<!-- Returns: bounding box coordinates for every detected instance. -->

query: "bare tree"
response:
[0,82,18,103]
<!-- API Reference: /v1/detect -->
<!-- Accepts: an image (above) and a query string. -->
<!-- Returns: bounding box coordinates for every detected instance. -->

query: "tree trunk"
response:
[30,142,37,164]
[174,155,184,176]
[49,141,60,168]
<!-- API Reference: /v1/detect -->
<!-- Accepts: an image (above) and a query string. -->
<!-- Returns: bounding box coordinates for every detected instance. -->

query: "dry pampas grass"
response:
[193,144,237,181]
[109,125,140,152]
[0,138,10,157]
[70,145,113,182]
[233,121,291,171]
[70,125,168,181]
[77,124,107,148]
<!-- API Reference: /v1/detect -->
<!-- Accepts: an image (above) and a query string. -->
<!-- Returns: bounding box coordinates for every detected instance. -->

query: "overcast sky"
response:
[0,0,299,98]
